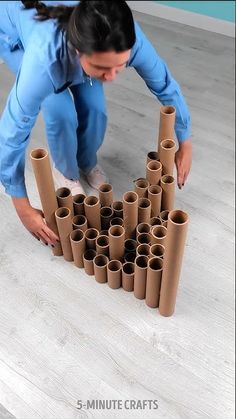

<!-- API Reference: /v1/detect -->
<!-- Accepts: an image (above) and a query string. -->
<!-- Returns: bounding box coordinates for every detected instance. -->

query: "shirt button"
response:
[22,117,29,122]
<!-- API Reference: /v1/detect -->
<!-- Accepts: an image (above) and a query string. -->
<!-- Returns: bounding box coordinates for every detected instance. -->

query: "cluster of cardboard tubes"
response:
[30,105,189,317]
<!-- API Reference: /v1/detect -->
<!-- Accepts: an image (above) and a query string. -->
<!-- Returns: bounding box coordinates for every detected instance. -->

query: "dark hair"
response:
[21,0,135,53]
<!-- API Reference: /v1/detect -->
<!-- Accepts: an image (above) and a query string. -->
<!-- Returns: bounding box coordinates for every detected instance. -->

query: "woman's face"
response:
[78,50,131,82]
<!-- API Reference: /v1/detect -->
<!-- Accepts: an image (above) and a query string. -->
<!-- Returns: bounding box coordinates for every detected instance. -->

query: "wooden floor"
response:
[0,10,234,419]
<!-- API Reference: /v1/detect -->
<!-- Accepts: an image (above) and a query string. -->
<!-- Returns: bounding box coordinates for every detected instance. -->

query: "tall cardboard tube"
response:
[123,191,138,239]
[159,139,176,175]
[72,215,88,232]
[111,201,123,218]
[151,225,167,246]
[55,207,73,261]
[108,225,125,261]
[84,196,101,231]
[124,253,136,263]
[146,151,159,165]
[160,175,175,211]
[99,183,113,207]
[124,239,137,254]
[93,254,109,284]
[150,216,162,227]
[146,160,162,185]
[96,235,109,257]
[107,260,122,289]
[110,217,124,227]
[148,185,162,217]
[138,198,151,224]
[134,255,149,300]
[70,229,85,268]
[137,233,152,246]
[73,194,86,215]
[146,257,163,308]
[30,148,62,256]
[150,243,165,259]
[160,210,170,228]
[158,105,176,151]
[83,249,96,275]
[122,262,135,292]
[134,178,149,199]
[159,209,189,317]
[56,187,74,217]
[136,223,151,236]
[85,228,99,250]
[100,206,113,230]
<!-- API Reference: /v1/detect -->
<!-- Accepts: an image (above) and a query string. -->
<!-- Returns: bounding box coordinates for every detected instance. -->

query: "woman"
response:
[0,0,192,246]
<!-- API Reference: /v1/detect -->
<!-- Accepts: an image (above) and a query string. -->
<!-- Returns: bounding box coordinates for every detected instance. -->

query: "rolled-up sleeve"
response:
[128,22,191,142]
[0,39,54,197]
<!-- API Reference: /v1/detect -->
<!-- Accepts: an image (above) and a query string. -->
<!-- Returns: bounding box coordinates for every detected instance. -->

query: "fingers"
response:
[42,226,60,246]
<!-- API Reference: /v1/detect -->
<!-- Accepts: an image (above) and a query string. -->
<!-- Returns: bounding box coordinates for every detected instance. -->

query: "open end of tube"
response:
[94,255,108,267]
[100,230,108,236]
[100,207,113,217]
[161,175,174,184]
[73,194,86,204]
[124,239,137,252]
[150,217,162,226]
[138,198,151,208]
[125,253,136,263]
[99,183,112,193]
[83,249,96,261]
[169,209,188,224]
[85,196,99,206]
[160,210,169,221]
[70,230,84,242]
[108,260,122,271]
[109,225,124,237]
[138,233,151,244]
[149,257,163,270]
[85,229,99,239]
[152,226,167,238]
[147,161,161,171]
[161,139,175,149]
[112,201,123,211]
[123,262,135,274]
[123,191,138,203]
[147,151,159,160]
[148,185,162,195]
[161,105,175,115]
[97,236,109,247]
[137,244,150,256]
[30,148,48,159]
[111,217,123,226]
[72,215,86,226]
[137,223,150,234]
[56,207,70,218]
[135,179,149,189]
[56,187,71,198]
[150,244,165,257]
[135,255,148,268]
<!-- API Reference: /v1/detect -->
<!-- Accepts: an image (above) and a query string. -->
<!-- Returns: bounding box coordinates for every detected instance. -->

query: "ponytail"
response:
[21,1,74,27]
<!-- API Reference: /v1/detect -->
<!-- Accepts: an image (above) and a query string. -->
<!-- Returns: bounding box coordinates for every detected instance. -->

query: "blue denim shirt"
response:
[0,1,191,197]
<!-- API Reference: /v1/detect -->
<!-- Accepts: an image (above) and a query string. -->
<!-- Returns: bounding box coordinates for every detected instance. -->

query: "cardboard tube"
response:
[99,230,108,236]
[159,209,189,317]
[134,178,149,199]
[146,160,162,186]
[150,243,165,259]
[138,198,151,224]
[111,201,123,218]
[70,229,85,268]
[136,223,151,236]
[83,249,96,275]
[56,187,74,217]
[55,207,73,261]
[110,217,124,227]
[160,175,175,211]
[85,228,99,250]
[158,105,176,151]
[134,255,149,299]
[159,139,176,175]
[96,235,110,257]
[150,216,162,227]
[148,185,162,217]
[137,233,152,246]
[146,257,163,308]
[108,225,125,261]
[136,244,150,257]
[160,210,170,228]
[124,252,136,263]
[30,148,62,256]
[98,183,113,207]
[124,239,137,254]
[73,194,86,215]
[107,260,122,289]
[146,151,159,165]
[93,254,109,284]
[123,191,138,239]
[84,196,101,231]
[100,206,113,230]
[72,215,88,232]
[151,225,167,246]
[122,262,135,292]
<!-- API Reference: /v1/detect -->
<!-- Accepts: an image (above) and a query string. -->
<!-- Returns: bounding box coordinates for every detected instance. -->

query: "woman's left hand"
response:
[175,139,192,189]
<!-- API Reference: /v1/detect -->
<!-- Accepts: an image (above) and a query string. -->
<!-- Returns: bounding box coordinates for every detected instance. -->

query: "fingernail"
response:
[56,239,60,243]
[51,244,55,248]
[45,243,48,246]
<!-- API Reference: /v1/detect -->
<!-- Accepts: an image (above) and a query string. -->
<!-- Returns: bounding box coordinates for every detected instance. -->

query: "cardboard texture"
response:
[72,215,88,232]
[151,225,167,246]
[160,210,170,228]
[93,255,109,283]
[159,139,176,175]
[83,249,96,275]
[73,194,86,215]
[107,260,122,289]
[84,196,101,231]
[123,191,138,239]
[138,198,151,224]
[148,185,162,217]
[55,207,73,261]
[122,262,135,292]
[150,243,165,259]
[134,255,149,299]
[146,257,163,308]
[70,229,85,268]
[160,175,175,211]
[96,235,110,257]
[56,187,74,217]
[134,178,149,198]
[100,206,113,230]
[99,183,113,207]
[108,225,125,261]
[85,228,99,250]
[158,105,176,151]
[111,201,123,218]
[30,148,62,256]
[146,160,162,185]
[146,151,159,165]
[136,244,150,257]
[159,210,189,317]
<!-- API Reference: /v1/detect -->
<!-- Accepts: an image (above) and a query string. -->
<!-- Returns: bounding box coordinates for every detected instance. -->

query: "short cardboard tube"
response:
[107,260,122,289]
[151,225,167,246]
[70,229,85,268]
[137,233,152,246]
[150,216,162,227]
[136,223,151,236]
[56,187,74,217]
[112,201,123,218]
[138,197,151,224]
[148,185,162,217]
[108,225,125,261]
[98,183,113,207]
[110,217,124,227]
[136,244,150,257]
[122,262,135,292]
[160,175,175,211]
[134,178,149,198]
[146,257,163,308]
[83,249,96,275]
[123,191,138,239]
[93,254,109,283]
[146,160,162,185]
[100,206,113,230]
[158,105,176,151]
[160,210,170,227]
[146,151,159,165]
[159,139,176,175]
[72,215,88,231]
[150,243,165,259]
[73,193,86,215]
[55,207,73,261]
[124,252,136,263]
[96,235,110,257]
[85,228,99,250]
[134,255,149,299]
[124,239,137,253]
[84,196,101,230]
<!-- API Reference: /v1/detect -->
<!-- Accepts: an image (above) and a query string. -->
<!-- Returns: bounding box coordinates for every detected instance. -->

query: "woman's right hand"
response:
[12,197,59,246]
